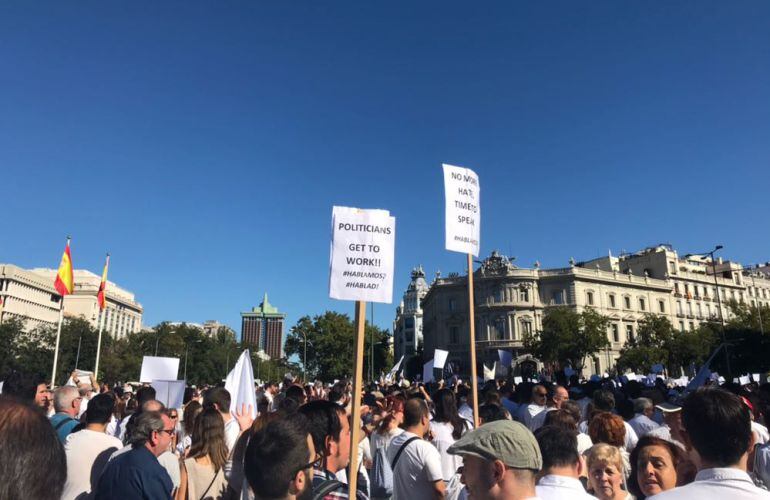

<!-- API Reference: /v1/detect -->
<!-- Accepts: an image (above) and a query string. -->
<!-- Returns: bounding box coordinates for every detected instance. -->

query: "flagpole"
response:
[94,304,106,378]
[51,298,65,388]
[467,253,480,428]
[348,300,367,499]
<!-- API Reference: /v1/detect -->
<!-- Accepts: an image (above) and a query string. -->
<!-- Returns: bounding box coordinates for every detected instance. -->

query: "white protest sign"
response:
[514,376,523,385]
[443,164,480,257]
[151,379,186,409]
[139,356,180,383]
[66,369,94,387]
[225,350,258,419]
[423,359,435,383]
[434,349,449,370]
[329,206,396,304]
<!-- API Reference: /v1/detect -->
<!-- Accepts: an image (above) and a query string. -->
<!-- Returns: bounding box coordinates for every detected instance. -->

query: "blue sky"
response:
[2,2,769,337]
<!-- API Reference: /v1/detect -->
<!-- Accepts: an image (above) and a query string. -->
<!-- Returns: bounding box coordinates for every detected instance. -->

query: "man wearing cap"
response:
[447,419,542,500]
[647,401,684,447]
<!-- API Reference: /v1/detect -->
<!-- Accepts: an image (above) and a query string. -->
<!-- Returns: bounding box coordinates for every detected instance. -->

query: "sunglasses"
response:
[294,452,324,474]
[169,414,178,419]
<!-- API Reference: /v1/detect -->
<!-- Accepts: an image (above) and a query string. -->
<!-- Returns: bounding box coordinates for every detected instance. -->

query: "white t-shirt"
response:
[62,429,124,500]
[224,416,241,452]
[370,427,404,454]
[386,431,444,500]
[430,420,471,481]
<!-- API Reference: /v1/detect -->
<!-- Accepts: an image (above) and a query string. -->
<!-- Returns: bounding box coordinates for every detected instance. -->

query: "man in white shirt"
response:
[530,386,569,432]
[647,402,685,447]
[534,425,596,499]
[517,384,547,429]
[386,398,445,500]
[203,386,240,452]
[628,397,660,438]
[649,387,770,500]
[62,393,124,500]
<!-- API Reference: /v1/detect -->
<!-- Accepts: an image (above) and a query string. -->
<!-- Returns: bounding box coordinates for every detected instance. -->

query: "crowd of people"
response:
[2,367,770,500]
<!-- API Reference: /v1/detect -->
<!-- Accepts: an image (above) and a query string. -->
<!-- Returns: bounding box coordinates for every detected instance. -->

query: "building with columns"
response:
[413,245,770,376]
[0,264,143,338]
[241,294,286,359]
[393,266,430,360]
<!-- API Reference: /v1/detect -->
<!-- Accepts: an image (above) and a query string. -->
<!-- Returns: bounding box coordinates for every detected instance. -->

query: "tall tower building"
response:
[393,266,430,361]
[241,294,286,359]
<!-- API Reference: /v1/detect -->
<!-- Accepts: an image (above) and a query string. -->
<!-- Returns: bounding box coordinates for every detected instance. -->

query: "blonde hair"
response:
[586,443,623,472]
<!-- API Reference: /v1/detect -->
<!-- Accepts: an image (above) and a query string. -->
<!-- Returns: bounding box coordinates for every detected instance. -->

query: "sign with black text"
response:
[329,206,396,303]
[443,164,480,256]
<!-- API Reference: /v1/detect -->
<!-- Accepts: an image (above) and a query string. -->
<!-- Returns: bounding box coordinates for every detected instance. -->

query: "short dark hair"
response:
[628,435,683,499]
[0,397,67,499]
[244,413,310,499]
[203,387,231,413]
[328,383,346,403]
[543,409,577,432]
[683,387,752,466]
[403,398,429,427]
[535,425,579,470]
[478,403,507,424]
[135,386,157,406]
[285,385,306,405]
[299,400,345,454]
[0,371,46,404]
[593,390,615,412]
[86,393,116,425]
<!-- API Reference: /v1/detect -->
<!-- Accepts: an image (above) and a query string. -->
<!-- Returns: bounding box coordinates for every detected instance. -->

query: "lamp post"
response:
[685,245,731,376]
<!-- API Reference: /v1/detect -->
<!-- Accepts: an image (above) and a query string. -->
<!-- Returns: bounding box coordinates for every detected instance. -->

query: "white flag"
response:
[443,164,480,256]
[225,350,257,418]
[483,362,496,382]
[385,355,404,383]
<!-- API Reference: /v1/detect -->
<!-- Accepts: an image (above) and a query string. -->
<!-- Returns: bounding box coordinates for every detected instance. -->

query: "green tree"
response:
[285,311,392,381]
[523,307,610,371]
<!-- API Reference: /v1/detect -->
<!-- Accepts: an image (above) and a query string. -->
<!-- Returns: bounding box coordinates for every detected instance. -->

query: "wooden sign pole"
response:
[467,253,480,428]
[348,300,367,498]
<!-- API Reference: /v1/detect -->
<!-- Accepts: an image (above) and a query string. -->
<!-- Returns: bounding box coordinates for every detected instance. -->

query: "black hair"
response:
[403,398,429,427]
[432,389,467,440]
[285,385,306,405]
[682,387,752,467]
[202,387,231,413]
[535,425,579,470]
[328,383,346,403]
[1,370,45,404]
[244,412,310,499]
[0,397,67,499]
[298,400,345,455]
[135,386,157,406]
[86,393,116,425]
[592,389,615,412]
[478,403,507,424]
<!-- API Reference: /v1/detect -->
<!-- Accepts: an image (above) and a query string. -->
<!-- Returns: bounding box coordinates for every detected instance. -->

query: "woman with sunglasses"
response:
[176,408,229,500]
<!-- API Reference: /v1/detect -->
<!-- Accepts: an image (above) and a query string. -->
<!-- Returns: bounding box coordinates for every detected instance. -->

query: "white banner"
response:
[225,350,258,418]
[422,359,435,383]
[434,349,449,370]
[151,379,186,409]
[483,362,497,382]
[443,164,480,256]
[139,356,180,383]
[329,206,396,304]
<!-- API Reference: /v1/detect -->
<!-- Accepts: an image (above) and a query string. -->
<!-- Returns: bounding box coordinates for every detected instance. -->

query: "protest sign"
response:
[434,349,449,370]
[443,164,480,257]
[329,206,396,304]
[139,356,180,383]
[151,380,186,409]
[423,360,435,383]
[66,369,93,387]
[225,350,257,418]
[514,376,523,385]
[497,350,513,370]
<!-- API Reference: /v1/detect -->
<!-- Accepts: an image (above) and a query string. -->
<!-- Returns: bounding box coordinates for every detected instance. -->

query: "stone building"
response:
[393,266,430,360]
[412,245,770,376]
[0,264,143,338]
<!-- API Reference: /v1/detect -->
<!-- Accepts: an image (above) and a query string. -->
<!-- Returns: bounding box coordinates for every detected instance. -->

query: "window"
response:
[669,261,676,274]
[587,291,594,306]
[689,322,695,331]
[674,283,680,293]
[624,296,631,309]
[658,300,665,313]
[450,326,459,344]
[552,290,564,305]
[449,298,456,312]
[696,303,702,318]
[639,298,646,311]
[405,317,414,329]
[521,321,532,336]
[520,288,529,302]
[626,324,634,341]
[609,294,616,308]
[707,304,712,317]
[679,321,685,331]
[687,302,693,316]
[611,324,619,342]
[677,301,683,315]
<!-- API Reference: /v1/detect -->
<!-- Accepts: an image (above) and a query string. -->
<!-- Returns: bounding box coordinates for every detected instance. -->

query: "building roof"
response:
[242,293,286,318]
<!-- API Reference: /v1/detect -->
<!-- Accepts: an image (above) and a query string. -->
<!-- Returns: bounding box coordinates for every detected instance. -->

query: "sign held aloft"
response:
[443,164,480,257]
[329,206,396,304]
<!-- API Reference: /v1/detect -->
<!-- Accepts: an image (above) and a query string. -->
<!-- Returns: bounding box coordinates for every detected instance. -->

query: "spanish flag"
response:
[97,253,109,310]
[54,238,74,296]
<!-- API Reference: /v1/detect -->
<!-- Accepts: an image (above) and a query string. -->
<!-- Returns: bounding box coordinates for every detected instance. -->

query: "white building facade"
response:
[414,245,770,376]
[393,266,430,361]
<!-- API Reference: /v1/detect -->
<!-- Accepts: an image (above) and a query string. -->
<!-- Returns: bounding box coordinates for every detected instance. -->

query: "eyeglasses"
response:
[294,452,324,474]
[157,428,175,435]
[168,414,178,419]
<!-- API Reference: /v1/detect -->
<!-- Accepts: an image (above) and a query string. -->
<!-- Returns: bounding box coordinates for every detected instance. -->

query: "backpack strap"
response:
[391,436,420,470]
[312,479,345,500]
[54,416,77,432]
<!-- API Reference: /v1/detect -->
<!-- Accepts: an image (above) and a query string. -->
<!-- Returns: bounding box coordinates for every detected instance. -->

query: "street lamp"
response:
[684,245,731,375]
